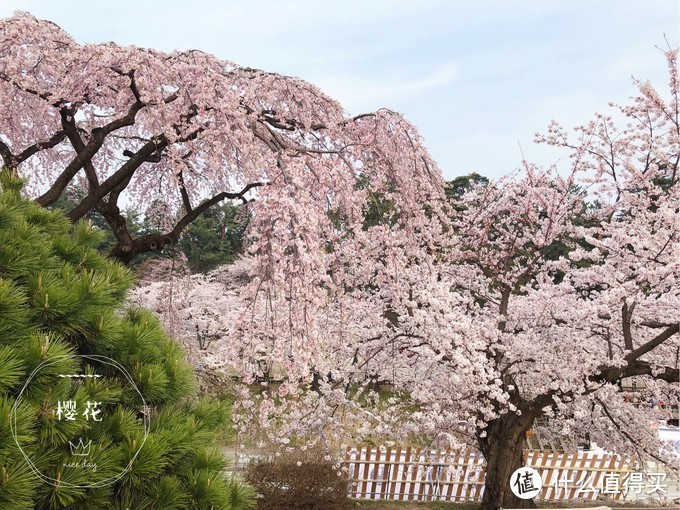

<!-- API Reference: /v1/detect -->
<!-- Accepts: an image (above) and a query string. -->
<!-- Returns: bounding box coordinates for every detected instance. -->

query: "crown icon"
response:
[69,438,92,456]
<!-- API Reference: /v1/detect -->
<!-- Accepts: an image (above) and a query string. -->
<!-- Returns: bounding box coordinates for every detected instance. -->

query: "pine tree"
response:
[179,203,245,274]
[0,170,254,509]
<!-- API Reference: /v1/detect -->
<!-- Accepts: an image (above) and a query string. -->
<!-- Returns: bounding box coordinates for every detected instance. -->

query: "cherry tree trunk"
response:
[479,414,536,510]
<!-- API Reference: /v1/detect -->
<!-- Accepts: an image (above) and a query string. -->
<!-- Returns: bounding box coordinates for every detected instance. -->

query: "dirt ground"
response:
[352,501,475,510]
[350,500,680,510]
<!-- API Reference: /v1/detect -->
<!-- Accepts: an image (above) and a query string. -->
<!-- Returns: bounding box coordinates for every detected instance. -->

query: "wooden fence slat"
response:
[605,455,620,501]
[398,446,410,501]
[404,447,416,501]
[380,448,390,499]
[414,448,425,501]
[590,454,613,500]
[354,448,362,498]
[541,452,574,500]
[416,450,427,501]
[351,448,359,498]
[439,449,447,501]
[578,453,595,500]
[387,447,399,499]
[542,451,557,500]
[452,449,467,502]
[434,448,446,501]
[529,451,546,498]
[555,452,573,499]
[431,449,441,500]
[375,447,383,500]
[558,452,577,500]
[369,447,378,500]
[607,454,622,500]
[444,450,456,501]
[472,451,485,502]
[345,448,353,498]
[362,447,371,499]
[367,448,377,499]
[462,449,476,501]
[585,452,603,500]
[443,450,454,501]
[615,456,634,500]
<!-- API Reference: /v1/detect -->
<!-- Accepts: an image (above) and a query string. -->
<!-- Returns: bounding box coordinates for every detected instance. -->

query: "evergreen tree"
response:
[49,189,246,275]
[443,172,489,210]
[0,171,254,510]
[48,187,174,269]
[46,185,118,255]
[179,204,245,274]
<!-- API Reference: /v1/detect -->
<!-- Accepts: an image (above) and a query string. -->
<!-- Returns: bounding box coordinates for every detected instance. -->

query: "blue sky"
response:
[0,1,678,180]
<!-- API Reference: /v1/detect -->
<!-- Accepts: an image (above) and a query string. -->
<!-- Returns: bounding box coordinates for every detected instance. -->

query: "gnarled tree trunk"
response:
[479,413,536,510]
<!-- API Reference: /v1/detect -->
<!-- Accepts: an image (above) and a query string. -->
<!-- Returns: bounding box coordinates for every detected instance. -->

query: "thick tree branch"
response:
[639,320,678,328]
[109,181,264,263]
[36,97,145,207]
[530,328,679,415]
[0,139,14,168]
[170,182,263,236]
[36,137,102,206]
[60,111,100,190]
[96,199,134,247]
[15,130,67,166]
[618,360,679,384]
[622,301,635,351]
[625,323,679,363]
[177,169,193,213]
[67,135,169,221]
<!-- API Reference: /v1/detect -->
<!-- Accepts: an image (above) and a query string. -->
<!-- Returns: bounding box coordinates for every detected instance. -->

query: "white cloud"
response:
[311,62,458,113]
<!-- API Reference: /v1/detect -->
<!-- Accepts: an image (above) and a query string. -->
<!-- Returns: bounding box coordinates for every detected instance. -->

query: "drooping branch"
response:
[595,397,669,465]
[0,71,57,103]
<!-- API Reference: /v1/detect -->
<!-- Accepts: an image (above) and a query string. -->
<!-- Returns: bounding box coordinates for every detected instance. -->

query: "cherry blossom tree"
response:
[0,12,444,264]
[411,49,679,508]
[134,50,679,510]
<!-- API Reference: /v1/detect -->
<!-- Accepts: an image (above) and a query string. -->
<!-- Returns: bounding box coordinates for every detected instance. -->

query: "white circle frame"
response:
[10,354,150,489]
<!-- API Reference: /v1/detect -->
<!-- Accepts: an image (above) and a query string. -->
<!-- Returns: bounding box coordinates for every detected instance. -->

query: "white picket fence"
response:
[343,447,636,502]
